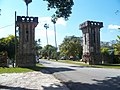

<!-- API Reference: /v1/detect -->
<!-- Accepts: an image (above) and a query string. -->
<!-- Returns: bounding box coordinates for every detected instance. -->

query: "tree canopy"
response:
[0,35,15,59]
[59,36,82,59]
[113,36,120,55]
[40,44,57,59]
[35,39,42,56]
[43,0,74,20]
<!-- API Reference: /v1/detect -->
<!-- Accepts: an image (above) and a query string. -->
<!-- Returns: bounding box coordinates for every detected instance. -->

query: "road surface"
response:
[39,59,120,90]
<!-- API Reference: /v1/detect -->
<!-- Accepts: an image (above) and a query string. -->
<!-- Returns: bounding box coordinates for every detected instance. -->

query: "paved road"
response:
[39,59,120,90]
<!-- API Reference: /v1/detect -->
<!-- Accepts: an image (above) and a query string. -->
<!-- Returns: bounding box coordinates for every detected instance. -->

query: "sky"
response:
[0,0,120,47]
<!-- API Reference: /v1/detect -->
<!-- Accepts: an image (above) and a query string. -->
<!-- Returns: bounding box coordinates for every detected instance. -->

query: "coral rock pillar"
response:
[80,21,103,65]
[16,16,38,67]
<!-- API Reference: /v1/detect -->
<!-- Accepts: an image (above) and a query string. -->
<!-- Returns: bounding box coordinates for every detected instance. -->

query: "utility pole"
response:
[15,11,17,67]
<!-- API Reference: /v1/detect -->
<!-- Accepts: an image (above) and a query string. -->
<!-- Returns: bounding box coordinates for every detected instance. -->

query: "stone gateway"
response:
[16,16,38,67]
[80,21,103,65]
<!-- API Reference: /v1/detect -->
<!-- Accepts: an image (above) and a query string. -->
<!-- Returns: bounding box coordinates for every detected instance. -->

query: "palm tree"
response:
[51,16,58,60]
[51,16,57,49]
[44,23,49,45]
[23,0,32,16]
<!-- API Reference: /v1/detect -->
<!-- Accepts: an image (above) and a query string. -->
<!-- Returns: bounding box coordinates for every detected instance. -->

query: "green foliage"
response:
[113,35,120,55]
[100,41,114,55]
[0,35,15,59]
[59,36,82,58]
[0,64,44,74]
[0,51,6,55]
[101,48,109,55]
[40,45,57,59]
[43,0,74,20]
[35,39,42,56]
[54,60,120,69]
[0,67,32,73]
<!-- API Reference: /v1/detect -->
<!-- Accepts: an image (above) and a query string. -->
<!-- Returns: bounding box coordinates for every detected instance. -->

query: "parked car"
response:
[60,56,68,60]
[69,56,79,61]
[36,56,39,63]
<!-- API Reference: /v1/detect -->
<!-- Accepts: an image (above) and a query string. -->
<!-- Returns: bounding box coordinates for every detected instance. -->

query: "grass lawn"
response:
[53,60,120,69]
[0,64,45,74]
[95,64,120,69]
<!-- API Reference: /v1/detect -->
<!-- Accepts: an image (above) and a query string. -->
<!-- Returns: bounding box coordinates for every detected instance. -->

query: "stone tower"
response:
[16,16,38,67]
[80,21,103,65]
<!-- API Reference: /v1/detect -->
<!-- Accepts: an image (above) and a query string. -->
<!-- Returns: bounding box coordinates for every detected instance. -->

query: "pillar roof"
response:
[16,16,38,27]
[79,20,103,30]
[17,16,38,23]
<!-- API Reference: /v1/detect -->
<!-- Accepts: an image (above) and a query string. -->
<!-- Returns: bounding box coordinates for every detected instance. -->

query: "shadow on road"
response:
[0,84,68,90]
[69,65,91,68]
[26,65,45,71]
[64,76,120,90]
[0,85,33,90]
[42,83,69,90]
[41,67,75,74]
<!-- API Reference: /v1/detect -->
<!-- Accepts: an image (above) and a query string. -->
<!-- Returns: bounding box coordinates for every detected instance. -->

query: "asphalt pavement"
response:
[39,59,120,90]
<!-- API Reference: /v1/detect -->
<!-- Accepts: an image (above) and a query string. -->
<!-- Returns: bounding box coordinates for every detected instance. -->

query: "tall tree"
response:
[44,0,74,20]
[59,36,82,59]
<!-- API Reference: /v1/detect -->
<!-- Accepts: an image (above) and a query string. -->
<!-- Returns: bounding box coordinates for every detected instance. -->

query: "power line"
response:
[0,9,15,30]
[0,23,15,30]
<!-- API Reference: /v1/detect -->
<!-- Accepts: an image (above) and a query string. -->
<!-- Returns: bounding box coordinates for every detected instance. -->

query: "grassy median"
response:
[53,60,120,69]
[0,64,45,74]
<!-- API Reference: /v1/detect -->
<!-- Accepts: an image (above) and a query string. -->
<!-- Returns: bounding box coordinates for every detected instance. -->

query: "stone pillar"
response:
[80,21,103,65]
[16,16,38,67]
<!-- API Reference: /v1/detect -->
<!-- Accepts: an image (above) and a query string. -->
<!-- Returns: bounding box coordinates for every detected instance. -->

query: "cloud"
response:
[35,16,61,39]
[56,18,67,26]
[35,29,56,46]
[108,24,120,30]
[35,17,66,46]
[36,17,66,30]
[0,25,14,38]
[35,29,54,38]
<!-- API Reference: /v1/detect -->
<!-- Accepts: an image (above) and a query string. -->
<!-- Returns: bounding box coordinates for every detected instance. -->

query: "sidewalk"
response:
[0,71,69,90]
